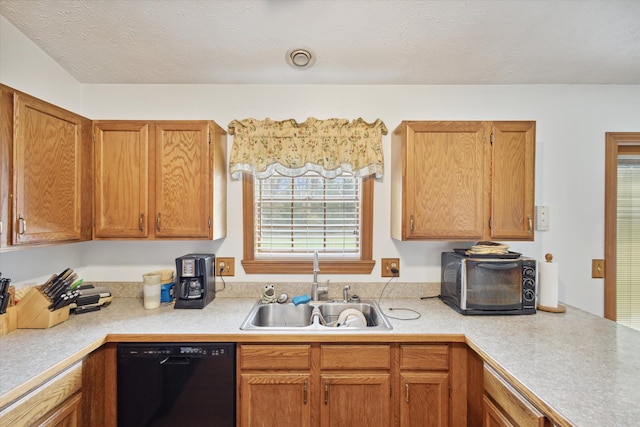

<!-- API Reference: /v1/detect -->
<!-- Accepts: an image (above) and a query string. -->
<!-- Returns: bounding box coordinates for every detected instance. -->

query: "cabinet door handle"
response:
[139,214,144,232]
[527,214,532,233]
[410,215,414,232]
[0,220,3,235]
[18,215,27,235]
[324,383,329,405]
[303,381,308,404]
[405,382,410,403]
[156,213,161,232]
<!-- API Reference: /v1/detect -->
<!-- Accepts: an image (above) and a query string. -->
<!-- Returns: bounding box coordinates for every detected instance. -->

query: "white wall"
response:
[2,17,640,316]
[0,16,85,284]
[0,16,82,112]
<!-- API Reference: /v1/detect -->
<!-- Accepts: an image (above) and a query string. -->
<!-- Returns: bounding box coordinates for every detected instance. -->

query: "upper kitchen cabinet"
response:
[391,121,535,241]
[6,87,92,247]
[0,87,12,248]
[93,120,227,240]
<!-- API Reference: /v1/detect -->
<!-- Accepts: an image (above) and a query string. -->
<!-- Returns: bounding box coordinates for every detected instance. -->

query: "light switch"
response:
[592,259,605,278]
[536,205,550,231]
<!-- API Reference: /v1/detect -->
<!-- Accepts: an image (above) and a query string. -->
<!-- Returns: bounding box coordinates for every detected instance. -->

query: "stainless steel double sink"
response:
[240,300,393,331]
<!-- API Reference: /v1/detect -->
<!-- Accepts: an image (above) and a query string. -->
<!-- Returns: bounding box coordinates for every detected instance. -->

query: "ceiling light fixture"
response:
[286,48,315,69]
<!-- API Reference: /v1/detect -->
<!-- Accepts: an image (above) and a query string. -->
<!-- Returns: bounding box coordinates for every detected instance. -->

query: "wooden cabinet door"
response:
[400,372,449,427]
[13,93,86,245]
[402,121,486,240]
[36,392,82,427]
[483,395,515,427]
[154,121,211,238]
[0,87,12,248]
[240,373,311,427]
[321,373,391,427]
[490,122,535,240]
[94,122,149,238]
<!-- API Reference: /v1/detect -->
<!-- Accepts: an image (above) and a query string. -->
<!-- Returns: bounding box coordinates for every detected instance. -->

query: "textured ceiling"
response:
[1,0,639,85]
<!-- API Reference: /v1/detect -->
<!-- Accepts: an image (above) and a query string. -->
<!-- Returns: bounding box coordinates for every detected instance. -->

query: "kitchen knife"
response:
[44,269,72,298]
[48,272,77,302]
[0,278,10,295]
[41,274,58,296]
[0,294,9,314]
[73,305,101,314]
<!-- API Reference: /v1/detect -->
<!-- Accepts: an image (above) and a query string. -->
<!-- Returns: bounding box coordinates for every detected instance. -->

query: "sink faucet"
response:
[311,250,328,301]
[343,285,351,303]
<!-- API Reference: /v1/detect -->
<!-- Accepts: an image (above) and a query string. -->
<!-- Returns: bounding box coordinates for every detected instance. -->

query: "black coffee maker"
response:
[174,254,216,309]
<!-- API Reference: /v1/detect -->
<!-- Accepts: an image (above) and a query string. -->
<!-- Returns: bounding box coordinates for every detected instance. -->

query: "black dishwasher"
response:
[117,343,235,427]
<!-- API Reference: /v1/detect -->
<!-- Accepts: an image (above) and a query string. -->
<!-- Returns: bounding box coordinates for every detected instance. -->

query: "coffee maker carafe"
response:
[175,254,216,309]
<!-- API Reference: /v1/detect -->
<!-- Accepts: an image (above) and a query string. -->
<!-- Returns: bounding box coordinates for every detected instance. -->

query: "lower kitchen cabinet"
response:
[240,373,311,427]
[400,372,449,427]
[0,363,82,427]
[238,344,313,427]
[399,345,451,427]
[321,373,391,427]
[482,365,551,427]
[320,344,392,427]
[34,392,82,427]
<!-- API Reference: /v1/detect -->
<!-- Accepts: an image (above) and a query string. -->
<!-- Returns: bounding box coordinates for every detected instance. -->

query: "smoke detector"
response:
[286,48,315,69]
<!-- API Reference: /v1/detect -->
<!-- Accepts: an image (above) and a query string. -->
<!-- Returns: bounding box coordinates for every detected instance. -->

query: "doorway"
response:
[604,133,640,329]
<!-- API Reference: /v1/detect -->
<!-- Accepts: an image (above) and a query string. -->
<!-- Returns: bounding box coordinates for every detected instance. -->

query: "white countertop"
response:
[1,296,640,426]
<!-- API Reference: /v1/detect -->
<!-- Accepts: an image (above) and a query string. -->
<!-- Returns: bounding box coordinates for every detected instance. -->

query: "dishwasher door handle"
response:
[160,356,192,365]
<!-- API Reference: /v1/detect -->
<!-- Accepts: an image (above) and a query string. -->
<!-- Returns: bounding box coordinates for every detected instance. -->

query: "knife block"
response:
[0,306,17,336]
[16,287,70,329]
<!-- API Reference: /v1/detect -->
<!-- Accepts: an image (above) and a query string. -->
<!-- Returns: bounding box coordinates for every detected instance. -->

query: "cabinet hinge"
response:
[489,218,493,229]
[93,133,96,143]
[490,132,494,145]
[208,131,211,144]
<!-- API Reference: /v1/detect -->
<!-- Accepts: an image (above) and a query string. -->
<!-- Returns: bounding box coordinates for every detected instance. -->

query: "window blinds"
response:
[617,159,640,331]
[254,172,361,257]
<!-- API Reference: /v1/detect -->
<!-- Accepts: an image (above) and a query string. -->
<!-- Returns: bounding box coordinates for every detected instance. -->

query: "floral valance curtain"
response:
[227,117,387,179]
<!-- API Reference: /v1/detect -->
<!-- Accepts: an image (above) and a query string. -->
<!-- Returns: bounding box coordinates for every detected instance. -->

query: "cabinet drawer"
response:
[240,345,311,370]
[0,363,82,427]
[321,345,390,370]
[400,344,449,371]
[483,365,549,427]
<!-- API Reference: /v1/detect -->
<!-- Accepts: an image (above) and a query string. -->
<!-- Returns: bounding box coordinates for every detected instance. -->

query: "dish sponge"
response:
[291,294,311,306]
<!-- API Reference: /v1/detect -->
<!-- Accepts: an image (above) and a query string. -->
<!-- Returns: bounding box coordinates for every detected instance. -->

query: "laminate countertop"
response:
[1,296,639,426]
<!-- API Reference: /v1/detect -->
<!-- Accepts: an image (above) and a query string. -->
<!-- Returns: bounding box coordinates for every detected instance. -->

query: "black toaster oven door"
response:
[464,260,522,310]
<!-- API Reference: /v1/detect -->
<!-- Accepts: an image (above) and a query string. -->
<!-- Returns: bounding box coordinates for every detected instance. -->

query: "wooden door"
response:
[321,374,391,427]
[404,121,486,240]
[93,122,150,238]
[13,94,86,244]
[240,373,311,427]
[154,121,211,238]
[400,372,449,427]
[489,121,535,240]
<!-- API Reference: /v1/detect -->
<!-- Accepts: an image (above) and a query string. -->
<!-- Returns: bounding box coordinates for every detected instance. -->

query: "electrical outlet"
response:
[217,257,235,276]
[381,258,400,277]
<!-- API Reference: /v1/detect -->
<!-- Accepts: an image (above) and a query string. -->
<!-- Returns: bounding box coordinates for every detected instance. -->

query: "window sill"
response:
[241,259,375,275]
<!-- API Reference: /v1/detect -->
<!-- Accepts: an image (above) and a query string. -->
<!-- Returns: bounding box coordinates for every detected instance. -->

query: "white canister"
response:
[142,272,162,309]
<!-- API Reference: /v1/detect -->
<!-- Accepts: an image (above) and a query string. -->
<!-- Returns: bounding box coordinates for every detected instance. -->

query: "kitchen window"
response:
[228,117,385,275]
[241,173,374,274]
